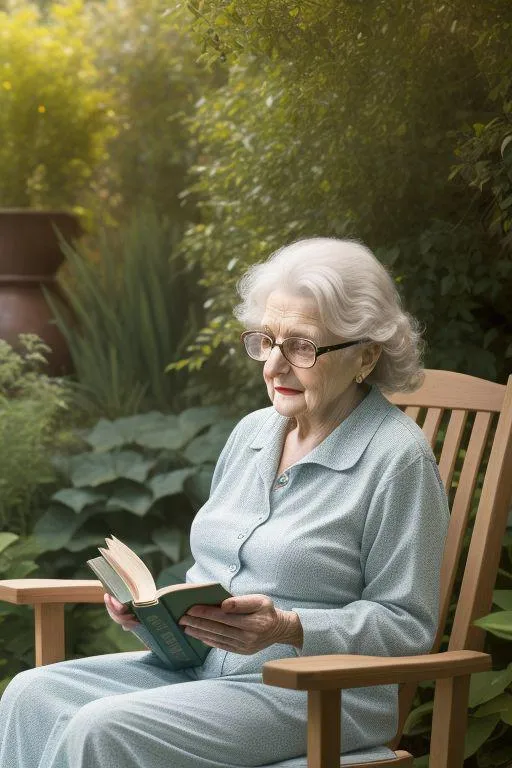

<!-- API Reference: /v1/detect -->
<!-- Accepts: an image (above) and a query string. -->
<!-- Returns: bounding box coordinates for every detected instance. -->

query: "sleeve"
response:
[292,454,450,658]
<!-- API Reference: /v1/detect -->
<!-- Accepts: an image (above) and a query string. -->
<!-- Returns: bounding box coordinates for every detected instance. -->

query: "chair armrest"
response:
[262,650,491,690]
[0,579,105,605]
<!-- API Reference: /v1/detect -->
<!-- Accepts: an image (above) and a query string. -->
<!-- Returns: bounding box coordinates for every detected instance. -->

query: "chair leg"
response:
[34,603,65,666]
[429,675,470,768]
[307,689,341,768]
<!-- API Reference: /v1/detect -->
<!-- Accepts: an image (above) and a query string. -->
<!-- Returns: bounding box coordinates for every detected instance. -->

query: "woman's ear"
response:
[361,343,382,376]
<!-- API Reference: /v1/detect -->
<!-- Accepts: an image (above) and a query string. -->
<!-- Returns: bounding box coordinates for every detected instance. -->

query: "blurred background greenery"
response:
[0,1,511,765]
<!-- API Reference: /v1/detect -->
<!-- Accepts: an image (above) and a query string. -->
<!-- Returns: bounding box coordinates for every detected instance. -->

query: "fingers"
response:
[105,593,125,612]
[103,593,139,629]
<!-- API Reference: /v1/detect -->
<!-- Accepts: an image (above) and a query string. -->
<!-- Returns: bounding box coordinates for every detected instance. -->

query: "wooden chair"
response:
[1,370,511,768]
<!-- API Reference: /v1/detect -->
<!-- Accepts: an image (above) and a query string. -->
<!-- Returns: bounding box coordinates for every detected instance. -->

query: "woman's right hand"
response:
[104,593,141,631]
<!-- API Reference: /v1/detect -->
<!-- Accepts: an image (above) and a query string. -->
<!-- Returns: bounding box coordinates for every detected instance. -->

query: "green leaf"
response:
[0,533,19,555]
[52,488,107,514]
[151,527,183,562]
[156,555,195,589]
[69,451,156,487]
[105,486,154,517]
[474,692,512,718]
[177,407,224,444]
[6,560,38,579]
[464,714,500,758]
[412,756,429,768]
[147,468,196,501]
[403,700,434,735]
[33,506,86,551]
[469,665,512,707]
[493,590,512,611]
[86,412,181,452]
[473,612,512,640]
[182,429,231,465]
[183,468,214,509]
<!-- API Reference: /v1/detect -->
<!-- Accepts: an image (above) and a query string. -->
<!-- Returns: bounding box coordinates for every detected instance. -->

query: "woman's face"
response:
[260,291,371,425]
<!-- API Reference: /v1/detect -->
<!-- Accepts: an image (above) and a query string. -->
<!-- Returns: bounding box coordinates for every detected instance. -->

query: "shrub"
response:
[33,406,239,580]
[0,0,114,219]
[0,335,74,534]
[84,0,219,228]
[175,0,512,400]
[46,207,205,420]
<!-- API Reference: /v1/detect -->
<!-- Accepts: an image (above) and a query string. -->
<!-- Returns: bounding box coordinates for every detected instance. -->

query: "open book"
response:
[87,536,232,668]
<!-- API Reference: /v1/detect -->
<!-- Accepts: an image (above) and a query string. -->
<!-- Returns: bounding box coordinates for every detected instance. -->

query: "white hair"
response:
[234,237,425,393]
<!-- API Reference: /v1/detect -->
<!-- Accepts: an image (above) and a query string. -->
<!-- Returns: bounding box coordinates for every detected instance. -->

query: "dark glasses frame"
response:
[240,331,371,369]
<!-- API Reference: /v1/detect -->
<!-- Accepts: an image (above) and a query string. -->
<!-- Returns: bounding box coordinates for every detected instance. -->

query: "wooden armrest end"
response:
[262,650,491,690]
[0,579,105,605]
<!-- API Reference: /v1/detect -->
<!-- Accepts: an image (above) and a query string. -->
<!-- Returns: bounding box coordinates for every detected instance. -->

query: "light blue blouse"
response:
[186,383,450,681]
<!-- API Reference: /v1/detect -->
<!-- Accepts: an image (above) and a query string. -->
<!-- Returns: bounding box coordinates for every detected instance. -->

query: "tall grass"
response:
[45,208,202,420]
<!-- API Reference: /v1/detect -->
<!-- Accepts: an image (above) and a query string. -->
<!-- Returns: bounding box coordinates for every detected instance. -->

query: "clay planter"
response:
[0,209,82,376]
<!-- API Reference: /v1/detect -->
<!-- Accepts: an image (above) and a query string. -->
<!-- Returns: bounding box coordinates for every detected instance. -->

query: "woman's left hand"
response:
[178,594,299,654]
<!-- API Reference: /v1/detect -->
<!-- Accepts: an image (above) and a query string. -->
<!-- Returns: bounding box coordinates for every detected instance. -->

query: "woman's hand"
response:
[104,593,141,632]
[177,594,303,654]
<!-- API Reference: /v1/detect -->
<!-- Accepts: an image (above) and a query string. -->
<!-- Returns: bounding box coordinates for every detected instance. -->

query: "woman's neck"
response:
[289,383,369,448]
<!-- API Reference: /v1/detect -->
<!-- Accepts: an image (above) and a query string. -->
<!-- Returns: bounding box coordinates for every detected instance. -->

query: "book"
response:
[87,536,232,669]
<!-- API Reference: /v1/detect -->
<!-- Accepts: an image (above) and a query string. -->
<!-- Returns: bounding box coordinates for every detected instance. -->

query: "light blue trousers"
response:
[0,649,396,768]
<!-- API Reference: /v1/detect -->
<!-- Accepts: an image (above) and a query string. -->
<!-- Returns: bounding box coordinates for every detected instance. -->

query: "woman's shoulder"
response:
[371,398,439,477]
[230,406,277,441]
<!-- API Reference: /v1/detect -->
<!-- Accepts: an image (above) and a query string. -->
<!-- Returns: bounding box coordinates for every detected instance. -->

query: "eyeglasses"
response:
[240,331,370,369]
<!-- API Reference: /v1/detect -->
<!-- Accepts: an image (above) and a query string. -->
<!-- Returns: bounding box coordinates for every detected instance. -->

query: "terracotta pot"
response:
[0,209,82,376]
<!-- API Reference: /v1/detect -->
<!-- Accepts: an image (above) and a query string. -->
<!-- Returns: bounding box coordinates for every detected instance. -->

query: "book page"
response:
[100,537,157,604]
[156,582,218,598]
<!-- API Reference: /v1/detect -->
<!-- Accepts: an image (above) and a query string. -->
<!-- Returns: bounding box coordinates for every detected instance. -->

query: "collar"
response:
[249,385,393,471]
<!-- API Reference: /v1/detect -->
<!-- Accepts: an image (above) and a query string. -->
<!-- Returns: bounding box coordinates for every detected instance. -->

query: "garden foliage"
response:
[46,207,204,420]
[0,335,74,534]
[34,405,237,576]
[84,0,220,227]
[0,1,114,219]
[179,0,512,397]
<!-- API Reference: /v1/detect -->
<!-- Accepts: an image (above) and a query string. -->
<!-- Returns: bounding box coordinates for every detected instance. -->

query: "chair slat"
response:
[388,371,504,411]
[437,410,468,494]
[421,407,443,449]
[450,377,512,651]
[404,406,420,423]
[434,411,493,651]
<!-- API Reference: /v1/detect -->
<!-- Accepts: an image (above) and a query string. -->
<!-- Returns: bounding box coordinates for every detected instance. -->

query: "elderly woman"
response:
[0,238,449,768]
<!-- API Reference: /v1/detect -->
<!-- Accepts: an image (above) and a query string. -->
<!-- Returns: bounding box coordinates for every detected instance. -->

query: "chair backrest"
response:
[385,369,512,748]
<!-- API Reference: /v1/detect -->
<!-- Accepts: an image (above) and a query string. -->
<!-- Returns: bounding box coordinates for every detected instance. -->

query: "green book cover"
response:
[87,553,232,669]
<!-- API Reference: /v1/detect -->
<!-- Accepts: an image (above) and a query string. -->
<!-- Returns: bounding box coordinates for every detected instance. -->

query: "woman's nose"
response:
[263,344,290,375]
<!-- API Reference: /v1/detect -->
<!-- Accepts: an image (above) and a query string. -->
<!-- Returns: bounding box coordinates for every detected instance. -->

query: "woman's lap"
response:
[0,651,308,768]
[0,650,396,767]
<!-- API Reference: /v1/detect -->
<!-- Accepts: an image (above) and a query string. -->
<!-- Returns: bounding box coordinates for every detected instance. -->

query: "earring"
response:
[355,374,364,384]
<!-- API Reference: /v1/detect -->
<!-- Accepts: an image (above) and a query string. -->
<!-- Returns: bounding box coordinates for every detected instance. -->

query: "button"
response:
[228,564,237,572]
[257,516,264,521]
[237,533,245,539]
[276,473,289,486]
